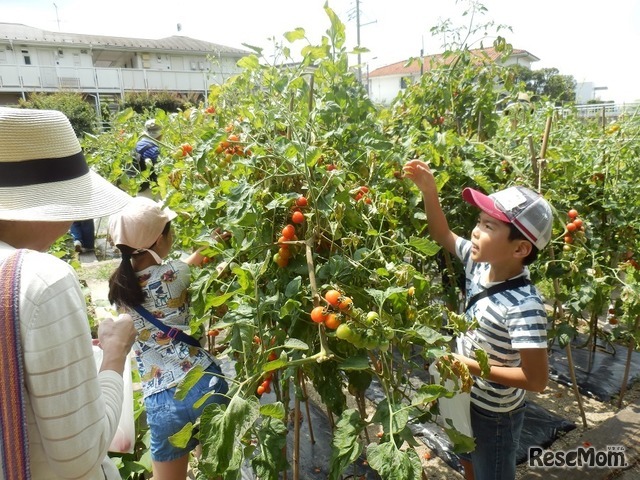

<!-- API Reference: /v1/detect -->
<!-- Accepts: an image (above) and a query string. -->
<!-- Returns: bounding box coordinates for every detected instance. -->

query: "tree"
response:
[506,64,576,105]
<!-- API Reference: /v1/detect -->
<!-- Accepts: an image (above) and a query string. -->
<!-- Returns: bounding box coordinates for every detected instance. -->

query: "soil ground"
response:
[77,235,640,480]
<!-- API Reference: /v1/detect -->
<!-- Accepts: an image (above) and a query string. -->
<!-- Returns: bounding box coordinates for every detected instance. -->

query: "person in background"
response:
[404,158,552,480]
[0,106,137,479]
[134,119,163,198]
[70,218,96,252]
[107,196,229,480]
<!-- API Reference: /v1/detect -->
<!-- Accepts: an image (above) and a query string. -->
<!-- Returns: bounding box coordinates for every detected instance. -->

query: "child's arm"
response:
[453,348,549,393]
[403,159,459,254]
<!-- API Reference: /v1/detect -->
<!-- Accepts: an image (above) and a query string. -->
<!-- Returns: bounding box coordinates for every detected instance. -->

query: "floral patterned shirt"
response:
[124,259,213,398]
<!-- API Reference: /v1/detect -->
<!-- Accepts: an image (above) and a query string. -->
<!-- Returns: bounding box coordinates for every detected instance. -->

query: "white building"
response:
[0,22,249,106]
[367,47,540,105]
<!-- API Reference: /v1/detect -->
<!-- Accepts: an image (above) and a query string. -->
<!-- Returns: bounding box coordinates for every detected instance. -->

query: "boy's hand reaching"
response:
[403,159,436,193]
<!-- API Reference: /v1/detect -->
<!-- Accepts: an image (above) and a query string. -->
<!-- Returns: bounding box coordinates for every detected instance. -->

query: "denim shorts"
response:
[462,401,526,480]
[145,362,229,462]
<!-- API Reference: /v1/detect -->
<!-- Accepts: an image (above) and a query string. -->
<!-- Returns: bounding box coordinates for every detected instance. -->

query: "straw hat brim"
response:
[0,170,132,221]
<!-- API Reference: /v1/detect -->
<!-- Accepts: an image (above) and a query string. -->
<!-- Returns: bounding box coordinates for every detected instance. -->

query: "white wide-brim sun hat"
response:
[0,107,131,221]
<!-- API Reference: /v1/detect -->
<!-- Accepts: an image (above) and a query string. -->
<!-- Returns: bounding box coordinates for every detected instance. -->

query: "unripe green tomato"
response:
[364,336,378,350]
[378,339,390,352]
[365,311,379,325]
[351,333,366,349]
[336,323,354,341]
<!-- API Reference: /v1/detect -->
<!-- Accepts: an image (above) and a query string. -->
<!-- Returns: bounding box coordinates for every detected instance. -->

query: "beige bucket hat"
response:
[0,107,131,221]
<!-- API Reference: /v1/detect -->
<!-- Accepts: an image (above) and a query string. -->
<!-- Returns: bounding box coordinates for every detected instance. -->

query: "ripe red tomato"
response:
[326,164,337,171]
[257,385,266,395]
[568,209,578,219]
[566,222,577,232]
[573,218,584,229]
[324,289,342,307]
[292,211,305,224]
[282,224,296,240]
[207,329,220,337]
[180,143,193,156]
[296,196,308,207]
[310,306,327,324]
[267,351,278,362]
[228,134,240,142]
[278,246,291,260]
[564,235,573,244]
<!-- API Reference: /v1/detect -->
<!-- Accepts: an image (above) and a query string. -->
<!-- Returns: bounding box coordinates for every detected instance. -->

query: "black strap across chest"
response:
[465,276,531,312]
[132,304,201,348]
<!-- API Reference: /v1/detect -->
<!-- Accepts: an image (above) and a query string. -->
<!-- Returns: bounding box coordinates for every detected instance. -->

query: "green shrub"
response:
[19,92,98,137]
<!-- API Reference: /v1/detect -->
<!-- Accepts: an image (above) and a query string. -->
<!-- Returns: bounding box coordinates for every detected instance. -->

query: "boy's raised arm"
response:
[403,159,459,254]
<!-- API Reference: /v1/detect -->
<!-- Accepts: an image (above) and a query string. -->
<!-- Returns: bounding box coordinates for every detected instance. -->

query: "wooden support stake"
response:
[617,315,640,409]
[299,371,316,444]
[537,116,588,428]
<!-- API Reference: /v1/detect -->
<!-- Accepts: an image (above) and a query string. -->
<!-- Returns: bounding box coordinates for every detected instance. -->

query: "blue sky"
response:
[3,0,638,103]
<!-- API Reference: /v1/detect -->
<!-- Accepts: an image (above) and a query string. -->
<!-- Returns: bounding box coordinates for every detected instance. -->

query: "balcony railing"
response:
[0,64,233,96]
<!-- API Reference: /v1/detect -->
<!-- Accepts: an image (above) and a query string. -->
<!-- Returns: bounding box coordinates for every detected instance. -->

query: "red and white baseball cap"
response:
[462,186,553,250]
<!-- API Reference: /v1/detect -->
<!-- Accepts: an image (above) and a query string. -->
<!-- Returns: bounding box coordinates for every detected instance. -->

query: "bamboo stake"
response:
[300,371,316,444]
[293,378,301,480]
[617,315,640,409]
[536,115,588,428]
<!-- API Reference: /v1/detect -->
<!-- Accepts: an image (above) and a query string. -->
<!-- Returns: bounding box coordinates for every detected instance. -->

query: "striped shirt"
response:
[455,237,548,412]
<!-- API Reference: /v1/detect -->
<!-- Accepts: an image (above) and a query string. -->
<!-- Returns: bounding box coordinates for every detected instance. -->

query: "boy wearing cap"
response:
[0,107,137,479]
[107,196,228,479]
[133,119,163,197]
[403,159,553,480]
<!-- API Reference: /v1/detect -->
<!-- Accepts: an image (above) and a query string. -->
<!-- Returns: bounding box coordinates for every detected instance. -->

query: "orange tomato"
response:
[324,289,342,307]
[310,306,327,324]
[324,313,341,330]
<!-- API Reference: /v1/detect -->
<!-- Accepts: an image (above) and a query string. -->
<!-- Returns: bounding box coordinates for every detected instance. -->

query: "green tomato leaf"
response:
[168,421,194,448]
[174,365,205,400]
[283,338,309,350]
[444,424,476,454]
[284,28,306,42]
[366,442,423,480]
[408,236,441,257]
[251,418,289,480]
[474,349,491,378]
[259,402,286,421]
[337,355,370,370]
[328,409,365,480]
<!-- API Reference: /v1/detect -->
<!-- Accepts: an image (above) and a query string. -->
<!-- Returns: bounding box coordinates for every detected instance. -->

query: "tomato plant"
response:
[81,4,640,479]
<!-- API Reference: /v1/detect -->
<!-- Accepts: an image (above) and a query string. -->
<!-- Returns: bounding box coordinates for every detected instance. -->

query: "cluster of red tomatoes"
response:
[179,143,193,157]
[353,186,372,204]
[563,208,585,251]
[309,289,354,330]
[214,133,252,164]
[273,196,308,268]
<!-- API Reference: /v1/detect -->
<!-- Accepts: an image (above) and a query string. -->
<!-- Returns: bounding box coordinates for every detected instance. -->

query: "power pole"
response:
[356,0,362,82]
[53,3,60,31]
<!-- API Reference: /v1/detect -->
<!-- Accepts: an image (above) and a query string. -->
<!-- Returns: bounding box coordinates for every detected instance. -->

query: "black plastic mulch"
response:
[548,336,640,402]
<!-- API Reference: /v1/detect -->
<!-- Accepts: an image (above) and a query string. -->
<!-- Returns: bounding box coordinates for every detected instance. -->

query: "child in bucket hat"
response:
[107,197,229,478]
[0,107,137,479]
[403,158,553,480]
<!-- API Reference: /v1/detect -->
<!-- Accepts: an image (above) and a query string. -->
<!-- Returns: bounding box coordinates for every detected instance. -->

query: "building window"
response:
[22,50,31,65]
[58,49,64,56]
[400,77,409,89]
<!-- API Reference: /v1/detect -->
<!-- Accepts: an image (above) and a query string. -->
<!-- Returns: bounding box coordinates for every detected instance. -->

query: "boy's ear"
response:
[513,239,533,259]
